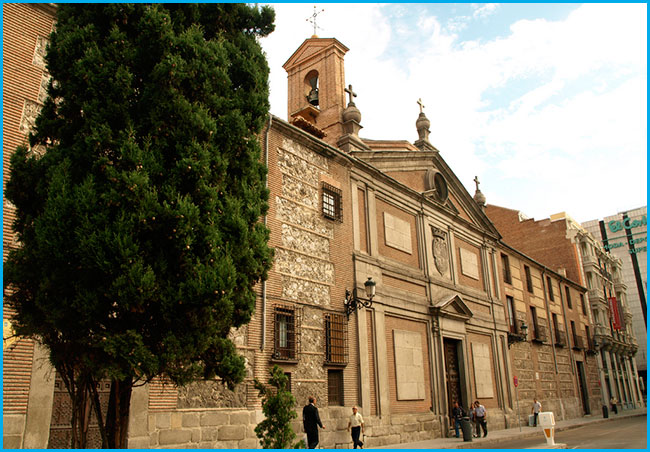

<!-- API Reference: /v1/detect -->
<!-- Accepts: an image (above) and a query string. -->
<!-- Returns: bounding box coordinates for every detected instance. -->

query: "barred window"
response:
[501,254,512,284]
[565,286,572,309]
[524,265,533,293]
[273,305,301,361]
[324,313,348,365]
[327,369,344,406]
[547,276,554,301]
[322,183,343,221]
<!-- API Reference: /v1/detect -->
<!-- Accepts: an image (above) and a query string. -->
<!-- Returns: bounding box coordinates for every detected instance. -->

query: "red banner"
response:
[609,297,621,330]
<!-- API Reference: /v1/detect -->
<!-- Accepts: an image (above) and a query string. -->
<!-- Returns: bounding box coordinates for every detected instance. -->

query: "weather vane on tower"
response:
[306,5,325,37]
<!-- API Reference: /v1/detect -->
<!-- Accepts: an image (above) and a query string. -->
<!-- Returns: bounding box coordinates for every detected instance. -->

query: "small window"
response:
[580,293,587,315]
[585,325,592,350]
[571,321,578,344]
[273,305,301,360]
[530,306,539,337]
[524,265,533,293]
[501,254,512,284]
[506,296,516,333]
[322,183,343,221]
[547,276,554,301]
[327,369,344,406]
[565,286,572,309]
[324,313,348,365]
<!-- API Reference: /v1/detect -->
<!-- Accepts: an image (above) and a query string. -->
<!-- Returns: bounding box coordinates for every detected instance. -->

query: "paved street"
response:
[372,408,646,449]
[482,416,647,449]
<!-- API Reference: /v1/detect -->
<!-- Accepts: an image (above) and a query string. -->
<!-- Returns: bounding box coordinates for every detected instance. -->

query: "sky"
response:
[259,3,647,224]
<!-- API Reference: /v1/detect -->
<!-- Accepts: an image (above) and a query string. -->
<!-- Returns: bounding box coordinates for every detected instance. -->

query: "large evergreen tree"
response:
[4,4,275,448]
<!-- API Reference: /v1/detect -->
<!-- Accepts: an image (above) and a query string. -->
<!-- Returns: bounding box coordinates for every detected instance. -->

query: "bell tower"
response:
[283,37,349,146]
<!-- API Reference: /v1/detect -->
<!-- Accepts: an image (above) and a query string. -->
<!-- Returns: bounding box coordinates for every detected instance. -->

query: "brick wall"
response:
[486,205,583,284]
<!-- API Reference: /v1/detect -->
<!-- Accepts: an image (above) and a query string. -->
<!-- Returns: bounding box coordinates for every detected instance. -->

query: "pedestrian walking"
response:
[531,398,542,426]
[610,397,618,415]
[347,406,365,449]
[303,396,325,449]
[451,401,465,438]
[470,403,479,438]
[474,400,488,437]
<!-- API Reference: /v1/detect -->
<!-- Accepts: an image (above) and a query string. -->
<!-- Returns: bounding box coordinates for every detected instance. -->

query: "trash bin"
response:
[602,405,609,418]
[460,417,473,442]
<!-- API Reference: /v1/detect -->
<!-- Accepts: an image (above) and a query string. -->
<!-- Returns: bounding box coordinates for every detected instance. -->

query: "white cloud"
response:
[261,3,647,222]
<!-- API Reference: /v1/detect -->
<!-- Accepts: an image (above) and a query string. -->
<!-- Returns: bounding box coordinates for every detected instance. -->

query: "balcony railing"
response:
[554,330,567,347]
[572,335,584,350]
[532,324,547,344]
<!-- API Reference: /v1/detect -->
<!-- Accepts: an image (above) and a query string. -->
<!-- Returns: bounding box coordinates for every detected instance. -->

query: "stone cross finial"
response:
[306,6,325,36]
[417,98,425,114]
[474,176,480,191]
[345,84,357,105]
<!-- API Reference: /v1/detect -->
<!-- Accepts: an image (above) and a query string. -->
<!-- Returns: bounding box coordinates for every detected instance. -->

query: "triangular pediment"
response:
[430,294,473,322]
[283,37,349,70]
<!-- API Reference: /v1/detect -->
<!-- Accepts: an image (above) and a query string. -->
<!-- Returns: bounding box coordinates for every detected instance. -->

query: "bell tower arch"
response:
[283,37,349,146]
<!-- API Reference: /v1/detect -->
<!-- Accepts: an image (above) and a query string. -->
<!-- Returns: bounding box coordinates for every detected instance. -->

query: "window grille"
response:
[327,370,344,406]
[322,183,343,222]
[273,305,301,360]
[324,313,348,365]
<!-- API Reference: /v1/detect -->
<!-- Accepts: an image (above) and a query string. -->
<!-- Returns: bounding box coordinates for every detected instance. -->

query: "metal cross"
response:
[345,84,357,105]
[474,176,480,191]
[417,98,425,114]
[306,6,325,36]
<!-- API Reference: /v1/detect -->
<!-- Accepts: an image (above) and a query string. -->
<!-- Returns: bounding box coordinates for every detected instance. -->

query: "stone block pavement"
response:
[372,408,646,449]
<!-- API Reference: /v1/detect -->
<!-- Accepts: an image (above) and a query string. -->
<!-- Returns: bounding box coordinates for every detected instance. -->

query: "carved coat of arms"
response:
[432,227,449,276]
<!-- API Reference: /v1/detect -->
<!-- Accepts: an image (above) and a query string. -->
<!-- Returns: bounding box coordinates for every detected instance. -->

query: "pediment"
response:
[430,294,473,322]
[283,37,349,70]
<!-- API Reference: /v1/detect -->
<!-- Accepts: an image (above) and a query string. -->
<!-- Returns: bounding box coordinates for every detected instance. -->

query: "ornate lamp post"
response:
[507,322,528,348]
[344,277,376,319]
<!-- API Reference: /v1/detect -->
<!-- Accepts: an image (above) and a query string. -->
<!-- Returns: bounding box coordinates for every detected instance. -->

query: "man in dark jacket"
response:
[451,401,465,438]
[303,396,325,448]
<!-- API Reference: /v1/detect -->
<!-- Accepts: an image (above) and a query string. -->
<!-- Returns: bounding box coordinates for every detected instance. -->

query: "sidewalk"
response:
[372,408,647,449]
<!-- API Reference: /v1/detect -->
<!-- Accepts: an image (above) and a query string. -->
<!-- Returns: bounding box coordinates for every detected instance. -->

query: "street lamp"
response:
[507,321,528,348]
[344,277,376,319]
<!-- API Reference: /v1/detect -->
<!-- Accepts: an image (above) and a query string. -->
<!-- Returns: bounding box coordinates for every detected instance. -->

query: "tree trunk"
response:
[105,377,133,449]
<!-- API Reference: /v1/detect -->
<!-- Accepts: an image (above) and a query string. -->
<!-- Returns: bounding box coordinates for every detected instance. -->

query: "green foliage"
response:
[255,365,305,449]
[5,2,274,399]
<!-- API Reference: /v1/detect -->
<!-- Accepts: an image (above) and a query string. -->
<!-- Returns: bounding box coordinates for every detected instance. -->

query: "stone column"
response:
[357,307,372,417]
[367,188,379,257]
[127,383,150,448]
[351,180,361,252]
[373,308,390,416]
[22,342,55,448]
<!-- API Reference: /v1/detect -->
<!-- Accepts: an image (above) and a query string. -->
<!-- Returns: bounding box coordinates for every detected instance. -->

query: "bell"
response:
[307,87,319,106]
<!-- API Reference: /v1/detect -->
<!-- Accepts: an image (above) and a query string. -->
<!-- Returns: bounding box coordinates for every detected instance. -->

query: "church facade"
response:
[4,5,609,448]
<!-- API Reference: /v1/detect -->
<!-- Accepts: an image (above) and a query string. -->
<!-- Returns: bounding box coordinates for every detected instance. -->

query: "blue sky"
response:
[259,3,647,223]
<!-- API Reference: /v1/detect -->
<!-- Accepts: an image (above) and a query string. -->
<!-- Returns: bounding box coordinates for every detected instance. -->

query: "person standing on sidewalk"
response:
[531,398,542,426]
[474,400,488,437]
[451,401,465,438]
[347,406,365,449]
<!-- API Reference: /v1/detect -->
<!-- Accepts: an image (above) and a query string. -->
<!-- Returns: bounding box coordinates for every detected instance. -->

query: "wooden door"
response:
[444,338,463,411]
